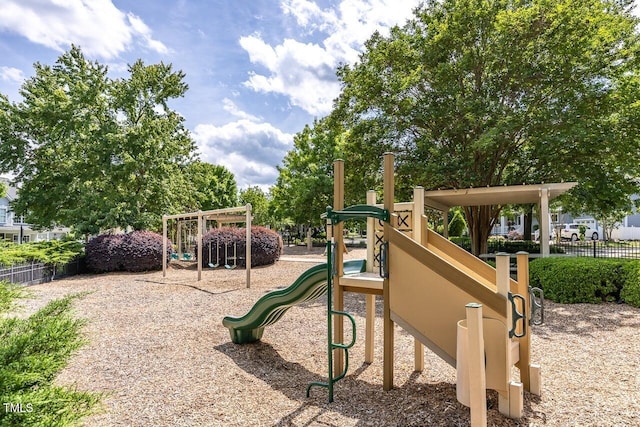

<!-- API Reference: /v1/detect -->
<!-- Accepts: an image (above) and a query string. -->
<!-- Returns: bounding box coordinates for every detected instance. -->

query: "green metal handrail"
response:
[321,204,390,224]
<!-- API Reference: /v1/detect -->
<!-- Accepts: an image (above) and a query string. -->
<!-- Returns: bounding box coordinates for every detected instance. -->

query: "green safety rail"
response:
[309,204,390,403]
[322,204,390,224]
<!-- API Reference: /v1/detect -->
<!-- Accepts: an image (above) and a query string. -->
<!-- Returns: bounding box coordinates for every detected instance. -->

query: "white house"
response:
[493,195,640,241]
[0,177,69,243]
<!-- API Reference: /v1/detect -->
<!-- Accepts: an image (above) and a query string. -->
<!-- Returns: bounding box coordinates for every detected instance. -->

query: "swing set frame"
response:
[162,204,253,287]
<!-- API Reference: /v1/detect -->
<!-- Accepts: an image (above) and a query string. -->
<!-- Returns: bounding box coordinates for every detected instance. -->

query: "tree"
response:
[0,46,197,235]
[560,169,638,241]
[332,0,640,254]
[185,161,237,211]
[239,186,269,225]
[271,118,344,227]
[448,208,467,237]
[0,181,6,199]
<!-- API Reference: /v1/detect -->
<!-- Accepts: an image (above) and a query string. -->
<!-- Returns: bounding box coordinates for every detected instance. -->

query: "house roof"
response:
[423,182,578,211]
[0,178,16,202]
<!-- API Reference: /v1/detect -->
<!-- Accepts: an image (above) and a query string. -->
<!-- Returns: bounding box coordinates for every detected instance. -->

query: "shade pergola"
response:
[423,182,577,256]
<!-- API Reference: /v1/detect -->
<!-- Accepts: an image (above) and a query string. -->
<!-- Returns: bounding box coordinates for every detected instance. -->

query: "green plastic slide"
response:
[222,259,367,344]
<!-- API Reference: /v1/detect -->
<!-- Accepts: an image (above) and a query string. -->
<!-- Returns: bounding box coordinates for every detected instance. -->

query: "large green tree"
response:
[239,186,270,225]
[271,118,344,227]
[331,0,640,254]
[184,161,237,212]
[0,46,197,235]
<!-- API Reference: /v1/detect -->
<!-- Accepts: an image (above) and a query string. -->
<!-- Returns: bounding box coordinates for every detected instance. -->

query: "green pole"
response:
[326,239,334,402]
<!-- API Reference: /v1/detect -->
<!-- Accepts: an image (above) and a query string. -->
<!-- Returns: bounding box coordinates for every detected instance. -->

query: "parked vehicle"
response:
[560,223,599,241]
[533,228,556,242]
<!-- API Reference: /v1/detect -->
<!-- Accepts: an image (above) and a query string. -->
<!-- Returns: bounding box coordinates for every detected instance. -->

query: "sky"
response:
[0,0,424,190]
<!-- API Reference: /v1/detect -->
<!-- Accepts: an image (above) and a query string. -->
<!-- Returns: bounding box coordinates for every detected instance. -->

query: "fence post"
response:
[593,240,596,258]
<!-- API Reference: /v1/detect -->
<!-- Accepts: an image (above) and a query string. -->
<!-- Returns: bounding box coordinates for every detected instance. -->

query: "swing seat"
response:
[182,254,192,260]
[171,253,178,260]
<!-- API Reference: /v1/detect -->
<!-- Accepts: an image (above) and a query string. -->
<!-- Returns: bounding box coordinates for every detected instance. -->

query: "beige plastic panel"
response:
[389,226,510,366]
[388,239,505,365]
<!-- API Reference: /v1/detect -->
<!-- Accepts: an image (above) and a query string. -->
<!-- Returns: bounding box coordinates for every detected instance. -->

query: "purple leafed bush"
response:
[85,231,173,273]
[200,226,281,268]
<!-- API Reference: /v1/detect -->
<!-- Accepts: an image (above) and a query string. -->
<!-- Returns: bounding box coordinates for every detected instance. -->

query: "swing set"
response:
[206,237,239,270]
[162,205,253,287]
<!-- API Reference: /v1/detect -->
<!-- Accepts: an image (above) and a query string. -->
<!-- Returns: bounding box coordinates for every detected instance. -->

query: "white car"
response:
[533,228,556,241]
[560,223,599,241]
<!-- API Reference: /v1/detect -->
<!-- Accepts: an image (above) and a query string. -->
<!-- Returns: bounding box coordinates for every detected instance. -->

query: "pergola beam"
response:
[422,183,577,257]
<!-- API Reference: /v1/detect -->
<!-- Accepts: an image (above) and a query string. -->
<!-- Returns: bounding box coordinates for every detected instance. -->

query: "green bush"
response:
[529,258,625,304]
[448,209,467,237]
[0,240,83,267]
[621,261,640,308]
[0,281,100,425]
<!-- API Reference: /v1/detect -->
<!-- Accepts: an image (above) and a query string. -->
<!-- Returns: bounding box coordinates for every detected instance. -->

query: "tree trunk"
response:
[523,204,534,241]
[464,205,500,256]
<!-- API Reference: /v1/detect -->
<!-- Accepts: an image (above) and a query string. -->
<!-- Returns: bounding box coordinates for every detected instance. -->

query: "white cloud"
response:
[240,36,340,115]
[0,66,25,83]
[126,13,169,55]
[193,117,293,189]
[222,98,261,121]
[281,0,337,30]
[0,0,168,59]
[240,0,420,116]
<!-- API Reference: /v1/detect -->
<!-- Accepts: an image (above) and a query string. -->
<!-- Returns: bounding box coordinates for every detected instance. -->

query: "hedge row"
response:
[85,231,172,273]
[198,226,281,268]
[529,257,640,307]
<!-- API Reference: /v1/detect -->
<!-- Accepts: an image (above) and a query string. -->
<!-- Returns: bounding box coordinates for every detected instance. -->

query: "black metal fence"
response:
[0,258,82,286]
[451,237,640,260]
[557,240,640,259]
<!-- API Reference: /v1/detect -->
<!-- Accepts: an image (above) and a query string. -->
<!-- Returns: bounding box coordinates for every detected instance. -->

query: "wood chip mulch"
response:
[10,247,640,426]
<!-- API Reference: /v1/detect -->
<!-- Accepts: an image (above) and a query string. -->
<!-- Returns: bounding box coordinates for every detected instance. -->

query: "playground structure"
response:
[162,205,252,286]
[223,153,545,424]
[321,153,543,423]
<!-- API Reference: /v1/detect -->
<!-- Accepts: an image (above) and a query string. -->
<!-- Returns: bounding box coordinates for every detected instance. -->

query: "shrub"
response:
[621,261,640,308]
[506,230,523,240]
[448,209,467,237]
[0,282,100,425]
[85,231,172,273]
[0,239,84,267]
[529,258,625,304]
[84,234,125,273]
[200,226,281,268]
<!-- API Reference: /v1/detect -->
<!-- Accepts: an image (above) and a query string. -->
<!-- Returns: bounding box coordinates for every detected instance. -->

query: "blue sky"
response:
[0,0,423,189]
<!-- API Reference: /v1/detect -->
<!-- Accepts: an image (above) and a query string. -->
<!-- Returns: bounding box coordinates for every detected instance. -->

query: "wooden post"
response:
[466,303,487,427]
[177,221,183,260]
[422,215,429,247]
[413,186,425,372]
[365,190,377,363]
[197,211,202,281]
[516,251,531,390]
[442,210,450,238]
[495,253,512,417]
[383,152,394,390]
[162,215,167,278]
[540,187,550,257]
[246,204,252,288]
[333,159,345,377]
